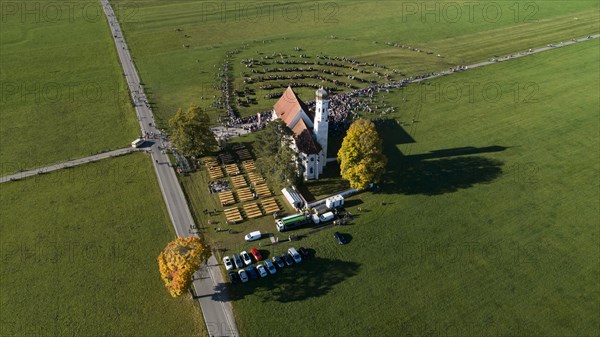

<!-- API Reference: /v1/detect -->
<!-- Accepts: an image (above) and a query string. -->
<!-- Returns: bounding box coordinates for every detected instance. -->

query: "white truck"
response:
[312,211,335,224]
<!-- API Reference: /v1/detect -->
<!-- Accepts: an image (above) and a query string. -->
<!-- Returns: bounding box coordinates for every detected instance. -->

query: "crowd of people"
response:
[239,111,271,130]
[261,81,340,92]
[208,180,230,194]
[449,65,468,72]
[208,44,460,131]
[230,76,412,132]
[213,53,241,125]
[375,41,436,56]
[316,54,389,70]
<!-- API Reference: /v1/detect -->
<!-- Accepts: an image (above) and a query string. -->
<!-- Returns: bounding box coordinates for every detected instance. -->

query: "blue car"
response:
[245,265,258,280]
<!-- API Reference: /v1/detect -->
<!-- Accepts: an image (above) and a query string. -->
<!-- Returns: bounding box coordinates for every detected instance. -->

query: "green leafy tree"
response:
[169,105,218,157]
[255,120,298,189]
[338,119,387,189]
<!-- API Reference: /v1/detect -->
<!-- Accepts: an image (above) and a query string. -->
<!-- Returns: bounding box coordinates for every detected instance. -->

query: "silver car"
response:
[240,251,252,265]
[256,264,268,277]
[263,260,277,274]
[222,256,234,270]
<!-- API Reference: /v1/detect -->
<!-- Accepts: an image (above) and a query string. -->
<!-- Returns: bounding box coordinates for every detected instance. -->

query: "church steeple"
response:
[313,87,329,174]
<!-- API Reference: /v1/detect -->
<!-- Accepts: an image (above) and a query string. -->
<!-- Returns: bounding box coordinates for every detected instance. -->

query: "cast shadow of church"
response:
[376,121,507,195]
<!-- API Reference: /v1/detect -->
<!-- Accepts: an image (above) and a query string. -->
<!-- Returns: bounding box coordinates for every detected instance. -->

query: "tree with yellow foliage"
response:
[337,119,387,190]
[157,236,209,298]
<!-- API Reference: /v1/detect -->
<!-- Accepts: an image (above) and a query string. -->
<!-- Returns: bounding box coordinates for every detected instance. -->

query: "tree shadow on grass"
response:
[297,162,350,201]
[377,121,506,195]
[343,199,363,208]
[212,257,360,303]
[383,156,504,195]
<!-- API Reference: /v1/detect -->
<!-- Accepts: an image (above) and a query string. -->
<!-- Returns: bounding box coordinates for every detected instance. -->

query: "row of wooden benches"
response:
[223,197,281,223]
[218,183,272,206]
[207,160,258,180]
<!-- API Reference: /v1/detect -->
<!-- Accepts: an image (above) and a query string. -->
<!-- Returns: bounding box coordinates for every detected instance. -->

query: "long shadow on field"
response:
[213,257,360,303]
[297,162,350,202]
[377,122,506,195]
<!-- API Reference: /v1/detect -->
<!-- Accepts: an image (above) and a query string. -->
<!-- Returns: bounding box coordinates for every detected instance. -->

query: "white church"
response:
[271,86,329,180]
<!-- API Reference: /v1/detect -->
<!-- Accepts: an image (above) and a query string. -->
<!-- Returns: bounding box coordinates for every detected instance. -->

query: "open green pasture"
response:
[0,153,205,336]
[183,37,599,337]
[0,0,139,175]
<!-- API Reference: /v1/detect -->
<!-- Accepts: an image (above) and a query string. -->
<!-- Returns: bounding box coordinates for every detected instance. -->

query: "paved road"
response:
[99,1,239,336]
[0,147,138,184]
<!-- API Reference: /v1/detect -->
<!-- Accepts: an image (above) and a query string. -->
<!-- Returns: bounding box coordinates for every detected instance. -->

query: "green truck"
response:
[275,213,310,232]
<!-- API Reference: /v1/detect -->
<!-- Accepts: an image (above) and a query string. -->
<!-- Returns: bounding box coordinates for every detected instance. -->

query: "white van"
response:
[244,230,261,242]
[131,138,144,148]
[319,211,335,223]
[288,247,302,263]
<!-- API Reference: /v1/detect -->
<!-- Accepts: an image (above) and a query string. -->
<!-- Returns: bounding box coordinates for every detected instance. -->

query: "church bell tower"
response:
[314,87,329,174]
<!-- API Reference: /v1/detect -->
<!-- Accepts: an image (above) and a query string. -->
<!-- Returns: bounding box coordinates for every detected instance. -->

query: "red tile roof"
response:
[273,86,321,155]
[273,86,311,126]
[291,118,308,136]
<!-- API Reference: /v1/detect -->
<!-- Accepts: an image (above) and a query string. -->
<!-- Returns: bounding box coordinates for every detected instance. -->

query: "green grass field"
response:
[184,38,599,337]
[0,0,139,175]
[112,0,598,125]
[0,153,205,336]
[2,1,597,336]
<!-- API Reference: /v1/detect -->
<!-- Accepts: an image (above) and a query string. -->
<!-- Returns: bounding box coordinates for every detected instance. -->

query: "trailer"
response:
[281,187,304,209]
[325,195,344,209]
[306,188,357,209]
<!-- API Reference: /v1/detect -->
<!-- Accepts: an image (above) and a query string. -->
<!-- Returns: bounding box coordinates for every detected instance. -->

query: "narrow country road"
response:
[408,34,600,83]
[0,147,137,184]
[98,1,239,336]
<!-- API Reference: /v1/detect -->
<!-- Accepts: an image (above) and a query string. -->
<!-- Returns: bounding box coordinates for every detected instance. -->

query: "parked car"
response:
[264,260,277,274]
[298,247,309,259]
[272,255,285,268]
[333,232,347,245]
[232,254,244,269]
[238,269,249,283]
[288,247,302,263]
[256,264,268,277]
[244,230,262,242]
[245,265,258,279]
[228,271,240,284]
[240,251,252,265]
[223,256,234,270]
[281,254,294,266]
[250,248,263,261]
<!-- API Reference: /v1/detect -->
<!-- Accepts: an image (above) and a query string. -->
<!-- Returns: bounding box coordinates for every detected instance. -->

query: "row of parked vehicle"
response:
[223,247,310,284]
